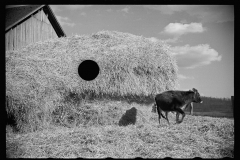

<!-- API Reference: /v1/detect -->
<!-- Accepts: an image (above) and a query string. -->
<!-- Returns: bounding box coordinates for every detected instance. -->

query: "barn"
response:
[5,5,66,51]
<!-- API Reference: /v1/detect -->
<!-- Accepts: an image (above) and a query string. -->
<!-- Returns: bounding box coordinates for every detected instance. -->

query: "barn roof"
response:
[5,5,66,37]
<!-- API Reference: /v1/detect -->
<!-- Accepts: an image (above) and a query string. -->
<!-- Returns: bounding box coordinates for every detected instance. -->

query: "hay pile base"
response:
[6,30,178,132]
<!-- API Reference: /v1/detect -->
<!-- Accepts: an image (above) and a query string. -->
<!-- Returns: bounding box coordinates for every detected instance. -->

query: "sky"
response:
[50,5,234,99]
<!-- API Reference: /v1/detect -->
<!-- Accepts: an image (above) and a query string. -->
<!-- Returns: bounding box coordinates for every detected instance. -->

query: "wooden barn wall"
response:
[5,9,59,51]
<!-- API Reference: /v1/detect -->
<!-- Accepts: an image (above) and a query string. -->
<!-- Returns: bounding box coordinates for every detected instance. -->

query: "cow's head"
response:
[191,88,203,103]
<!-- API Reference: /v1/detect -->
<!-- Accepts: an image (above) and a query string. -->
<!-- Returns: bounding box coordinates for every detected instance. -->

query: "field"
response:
[6,100,234,158]
[193,112,233,118]
[6,31,234,158]
[190,96,233,118]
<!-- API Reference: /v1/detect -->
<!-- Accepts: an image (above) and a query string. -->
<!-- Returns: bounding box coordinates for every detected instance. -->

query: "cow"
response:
[152,88,203,125]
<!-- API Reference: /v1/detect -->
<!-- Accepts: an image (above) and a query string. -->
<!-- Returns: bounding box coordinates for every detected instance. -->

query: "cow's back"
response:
[155,90,187,111]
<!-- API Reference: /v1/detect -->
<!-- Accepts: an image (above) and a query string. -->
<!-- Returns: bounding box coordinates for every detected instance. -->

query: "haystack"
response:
[6,30,178,132]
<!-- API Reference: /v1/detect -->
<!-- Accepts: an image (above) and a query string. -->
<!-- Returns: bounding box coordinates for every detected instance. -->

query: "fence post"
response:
[231,96,234,117]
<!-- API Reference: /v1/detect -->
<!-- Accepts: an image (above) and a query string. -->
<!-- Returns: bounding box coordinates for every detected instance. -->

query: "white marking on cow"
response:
[180,104,188,111]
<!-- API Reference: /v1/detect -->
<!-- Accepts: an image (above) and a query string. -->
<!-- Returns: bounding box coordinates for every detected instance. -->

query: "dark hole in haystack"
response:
[78,60,100,81]
[118,107,137,126]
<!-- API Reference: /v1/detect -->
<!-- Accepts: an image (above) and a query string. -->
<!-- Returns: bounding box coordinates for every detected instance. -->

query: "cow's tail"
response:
[159,111,167,119]
[151,103,157,113]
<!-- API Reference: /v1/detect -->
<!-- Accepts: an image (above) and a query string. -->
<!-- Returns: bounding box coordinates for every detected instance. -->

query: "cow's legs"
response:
[165,112,170,125]
[175,108,185,123]
[176,112,180,123]
[158,114,161,125]
[159,111,170,125]
[157,107,162,125]
[190,103,193,115]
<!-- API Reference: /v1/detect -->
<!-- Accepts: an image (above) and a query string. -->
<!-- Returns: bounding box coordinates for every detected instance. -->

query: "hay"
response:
[6,30,178,132]
[6,108,234,158]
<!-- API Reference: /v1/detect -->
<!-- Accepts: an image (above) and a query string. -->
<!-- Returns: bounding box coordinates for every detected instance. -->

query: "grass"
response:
[6,101,234,158]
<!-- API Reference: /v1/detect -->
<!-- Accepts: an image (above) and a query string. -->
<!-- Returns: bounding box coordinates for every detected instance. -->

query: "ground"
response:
[6,101,234,158]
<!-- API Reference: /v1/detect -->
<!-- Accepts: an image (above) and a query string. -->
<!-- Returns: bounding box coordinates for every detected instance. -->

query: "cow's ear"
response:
[188,90,194,94]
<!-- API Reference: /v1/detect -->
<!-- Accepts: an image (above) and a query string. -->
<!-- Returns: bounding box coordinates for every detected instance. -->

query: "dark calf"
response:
[154,88,202,125]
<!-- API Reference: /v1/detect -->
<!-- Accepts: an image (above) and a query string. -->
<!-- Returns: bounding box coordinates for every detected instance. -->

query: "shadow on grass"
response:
[118,107,137,126]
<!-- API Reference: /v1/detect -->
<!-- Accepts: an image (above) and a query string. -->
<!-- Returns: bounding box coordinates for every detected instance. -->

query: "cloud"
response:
[161,22,206,43]
[162,22,206,36]
[121,6,130,13]
[178,74,194,80]
[169,44,222,69]
[144,5,234,23]
[56,15,75,27]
